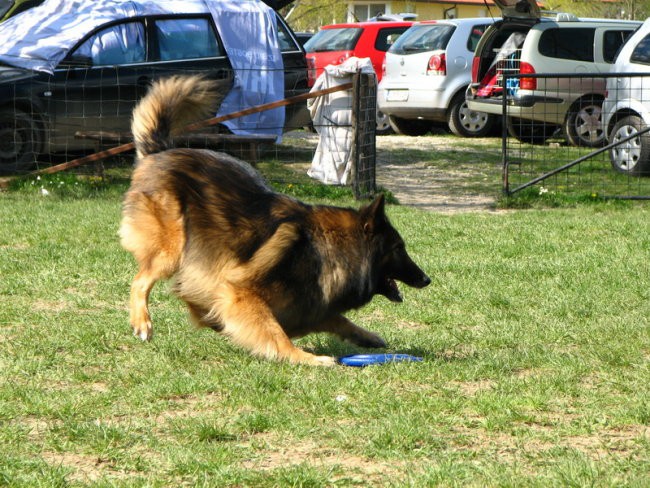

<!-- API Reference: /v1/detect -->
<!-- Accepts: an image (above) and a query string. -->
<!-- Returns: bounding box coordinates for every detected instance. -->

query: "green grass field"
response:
[1,169,649,486]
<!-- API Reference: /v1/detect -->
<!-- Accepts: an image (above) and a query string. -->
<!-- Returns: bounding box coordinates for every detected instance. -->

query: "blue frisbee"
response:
[337,353,423,367]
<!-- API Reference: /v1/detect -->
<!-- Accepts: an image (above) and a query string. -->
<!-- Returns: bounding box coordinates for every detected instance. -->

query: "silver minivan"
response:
[378,18,496,137]
[466,0,640,146]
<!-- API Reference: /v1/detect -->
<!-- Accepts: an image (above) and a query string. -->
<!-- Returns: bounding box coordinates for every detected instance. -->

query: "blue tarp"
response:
[0,0,285,138]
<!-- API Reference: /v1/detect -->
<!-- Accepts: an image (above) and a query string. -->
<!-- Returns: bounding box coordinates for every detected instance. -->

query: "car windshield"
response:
[389,24,455,54]
[304,27,362,52]
[631,34,650,64]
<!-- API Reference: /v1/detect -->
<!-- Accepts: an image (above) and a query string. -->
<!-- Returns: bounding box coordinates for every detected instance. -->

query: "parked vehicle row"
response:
[1,0,649,177]
[304,15,497,137]
[305,1,650,176]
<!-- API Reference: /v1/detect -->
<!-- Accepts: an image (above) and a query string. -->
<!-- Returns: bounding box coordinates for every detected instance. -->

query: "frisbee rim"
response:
[337,353,423,367]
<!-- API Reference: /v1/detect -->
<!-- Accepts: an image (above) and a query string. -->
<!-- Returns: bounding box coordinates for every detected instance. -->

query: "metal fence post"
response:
[351,70,377,199]
[502,72,510,196]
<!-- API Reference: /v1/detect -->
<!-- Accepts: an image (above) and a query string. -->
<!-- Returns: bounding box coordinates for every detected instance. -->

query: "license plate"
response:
[386,89,408,102]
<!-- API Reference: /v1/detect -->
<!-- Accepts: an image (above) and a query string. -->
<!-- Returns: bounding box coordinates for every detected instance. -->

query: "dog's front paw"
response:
[311,355,337,367]
[288,351,336,367]
[132,321,153,341]
[351,330,387,349]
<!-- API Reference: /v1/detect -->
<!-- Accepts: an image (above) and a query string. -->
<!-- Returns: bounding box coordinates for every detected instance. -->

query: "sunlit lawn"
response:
[1,165,649,486]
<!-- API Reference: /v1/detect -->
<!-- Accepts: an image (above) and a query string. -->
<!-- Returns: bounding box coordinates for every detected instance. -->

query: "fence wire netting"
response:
[500,72,650,199]
[4,63,650,204]
[1,67,378,199]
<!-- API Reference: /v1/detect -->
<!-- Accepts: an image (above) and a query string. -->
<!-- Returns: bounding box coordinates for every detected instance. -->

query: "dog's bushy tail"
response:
[131,75,229,159]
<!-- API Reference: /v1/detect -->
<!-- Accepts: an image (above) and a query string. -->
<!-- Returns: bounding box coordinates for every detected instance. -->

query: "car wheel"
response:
[0,109,41,174]
[564,97,605,147]
[388,115,431,137]
[506,117,558,145]
[608,115,650,176]
[447,95,494,137]
[376,110,394,135]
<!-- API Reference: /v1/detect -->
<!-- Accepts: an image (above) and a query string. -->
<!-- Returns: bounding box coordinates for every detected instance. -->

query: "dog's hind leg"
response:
[129,267,161,341]
[129,248,180,341]
[129,249,180,340]
[218,286,336,366]
[314,315,387,349]
[121,192,184,341]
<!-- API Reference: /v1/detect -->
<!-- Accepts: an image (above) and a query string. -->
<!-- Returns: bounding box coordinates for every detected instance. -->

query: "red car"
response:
[304,18,413,132]
[304,19,414,86]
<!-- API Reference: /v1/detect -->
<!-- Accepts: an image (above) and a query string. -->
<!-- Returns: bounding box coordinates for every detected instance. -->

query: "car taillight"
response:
[382,58,386,79]
[427,53,446,76]
[519,62,536,90]
[337,52,351,65]
[471,56,480,82]
[307,56,316,87]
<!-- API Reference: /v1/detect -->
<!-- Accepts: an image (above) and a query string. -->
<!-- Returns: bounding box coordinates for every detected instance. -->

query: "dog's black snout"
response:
[420,274,431,287]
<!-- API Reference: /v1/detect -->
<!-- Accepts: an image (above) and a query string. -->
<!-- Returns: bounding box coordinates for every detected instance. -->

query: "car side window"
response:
[630,34,650,65]
[73,21,146,66]
[375,27,409,52]
[467,24,489,52]
[539,28,594,62]
[0,0,11,18]
[603,29,635,63]
[276,16,300,52]
[155,18,223,61]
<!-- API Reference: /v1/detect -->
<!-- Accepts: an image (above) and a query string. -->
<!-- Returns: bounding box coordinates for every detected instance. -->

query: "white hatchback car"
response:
[602,18,650,176]
[378,18,497,137]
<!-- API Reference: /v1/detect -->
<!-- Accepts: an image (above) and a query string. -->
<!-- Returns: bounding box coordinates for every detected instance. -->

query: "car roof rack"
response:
[369,12,417,22]
[540,10,579,21]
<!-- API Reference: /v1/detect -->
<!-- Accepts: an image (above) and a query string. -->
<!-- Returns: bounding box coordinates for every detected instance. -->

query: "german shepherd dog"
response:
[120,76,430,366]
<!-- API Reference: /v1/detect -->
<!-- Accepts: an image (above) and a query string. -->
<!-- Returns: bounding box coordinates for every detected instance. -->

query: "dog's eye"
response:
[391,243,405,254]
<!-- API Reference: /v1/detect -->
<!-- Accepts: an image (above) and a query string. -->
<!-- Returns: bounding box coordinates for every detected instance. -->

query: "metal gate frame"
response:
[501,72,650,199]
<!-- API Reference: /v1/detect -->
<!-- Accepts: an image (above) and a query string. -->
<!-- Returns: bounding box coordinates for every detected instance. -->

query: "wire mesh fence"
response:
[501,72,650,199]
[0,68,378,199]
[5,63,649,204]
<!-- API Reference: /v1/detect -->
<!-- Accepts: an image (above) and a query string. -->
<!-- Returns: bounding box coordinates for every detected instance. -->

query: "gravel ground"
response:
[375,134,497,213]
[284,131,499,214]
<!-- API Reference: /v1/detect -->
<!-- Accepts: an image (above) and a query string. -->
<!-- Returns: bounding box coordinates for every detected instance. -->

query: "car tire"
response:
[376,110,394,135]
[388,115,431,137]
[608,115,650,176]
[0,109,41,174]
[564,97,605,147]
[506,117,558,145]
[447,94,494,137]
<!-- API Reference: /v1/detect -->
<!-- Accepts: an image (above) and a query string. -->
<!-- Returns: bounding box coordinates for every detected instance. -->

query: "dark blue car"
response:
[0,0,309,173]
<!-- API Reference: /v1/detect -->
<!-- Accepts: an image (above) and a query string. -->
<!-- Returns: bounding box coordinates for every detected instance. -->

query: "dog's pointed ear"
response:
[362,194,386,235]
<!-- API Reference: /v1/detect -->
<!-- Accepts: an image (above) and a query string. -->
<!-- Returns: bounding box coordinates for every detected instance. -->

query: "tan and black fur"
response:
[120,75,430,366]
